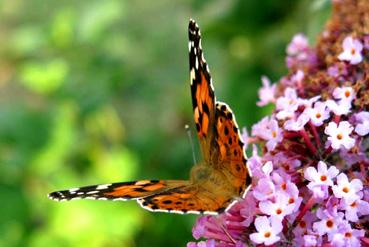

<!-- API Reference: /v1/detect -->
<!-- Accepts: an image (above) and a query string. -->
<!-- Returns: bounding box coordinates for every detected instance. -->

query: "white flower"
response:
[304,101,330,126]
[250,216,283,246]
[338,36,363,65]
[332,173,363,204]
[326,99,352,116]
[313,209,344,237]
[305,161,339,188]
[332,86,355,104]
[324,121,355,150]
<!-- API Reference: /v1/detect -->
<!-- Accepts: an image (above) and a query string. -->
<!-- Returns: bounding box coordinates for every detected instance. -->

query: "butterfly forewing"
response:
[188,20,216,161]
[48,180,183,201]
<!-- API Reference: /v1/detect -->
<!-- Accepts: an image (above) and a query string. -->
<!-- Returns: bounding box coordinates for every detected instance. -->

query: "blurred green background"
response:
[0,0,330,246]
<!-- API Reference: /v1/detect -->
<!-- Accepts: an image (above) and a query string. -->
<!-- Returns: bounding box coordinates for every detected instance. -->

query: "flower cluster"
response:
[188,1,369,246]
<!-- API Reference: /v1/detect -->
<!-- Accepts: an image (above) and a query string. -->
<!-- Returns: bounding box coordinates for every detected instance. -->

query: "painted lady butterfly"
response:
[48,19,252,215]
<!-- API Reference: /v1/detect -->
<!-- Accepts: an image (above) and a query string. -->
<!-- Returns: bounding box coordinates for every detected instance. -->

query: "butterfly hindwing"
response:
[215,102,252,196]
[138,184,232,215]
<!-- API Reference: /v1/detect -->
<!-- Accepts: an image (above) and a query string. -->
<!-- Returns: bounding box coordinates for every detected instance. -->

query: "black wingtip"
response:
[48,191,65,201]
[188,19,200,36]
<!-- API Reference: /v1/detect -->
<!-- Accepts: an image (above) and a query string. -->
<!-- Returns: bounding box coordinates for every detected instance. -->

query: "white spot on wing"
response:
[135,180,152,186]
[190,69,195,81]
[96,184,111,190]
[87,191,98,194]
[113,198,128,201]
[225,199,238,212]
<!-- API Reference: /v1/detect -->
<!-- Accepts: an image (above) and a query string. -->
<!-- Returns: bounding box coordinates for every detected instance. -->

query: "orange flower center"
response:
[342,187,349,193]
[276,208,282,215]
[326,219,334,228]
[272,131,277,138]
[289,198,295,204]
[299,221,307,228]
[345,90,351,98]
[281,183,287,190]
[350,202,357,208]
[351,48,356,55]
[316,113,322,118]
[264,232,271,238]
[345,232,352,238]
[320,175,327,182]
[337,133,343,140]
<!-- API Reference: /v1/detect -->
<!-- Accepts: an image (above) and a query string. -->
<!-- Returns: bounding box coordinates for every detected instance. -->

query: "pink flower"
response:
[331,221,365,247]
[354,111,369,136]
[251,116,269,139]
[257,76,276,106]
[246,145,264,178]
[304,101,330,126]
[338,36,363,65]
[241,127,249,149]
[340,142,369,165]
[332,173,363,203]
[250,216,283,246]
[276,88,301,120]
[339,197,369,222]
[327,65,340,77]
[293,211,316,237]
[253,178,275,201]
[187,239,216,247]
[324,121,355,150]
[286,33,309,56]
[284,113,309,131]
[252,117,283,151]
[303,234,322,247]
[290,70,304,87]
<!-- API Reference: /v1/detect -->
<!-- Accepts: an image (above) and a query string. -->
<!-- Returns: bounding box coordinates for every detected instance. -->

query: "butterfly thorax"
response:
[189,162,239,197]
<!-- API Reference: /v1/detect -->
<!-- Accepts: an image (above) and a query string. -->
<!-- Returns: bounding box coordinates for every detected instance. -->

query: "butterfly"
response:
[48,19,252,215]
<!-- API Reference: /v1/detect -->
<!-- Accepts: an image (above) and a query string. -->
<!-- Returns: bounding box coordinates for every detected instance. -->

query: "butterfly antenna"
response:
[185,124,197,165]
